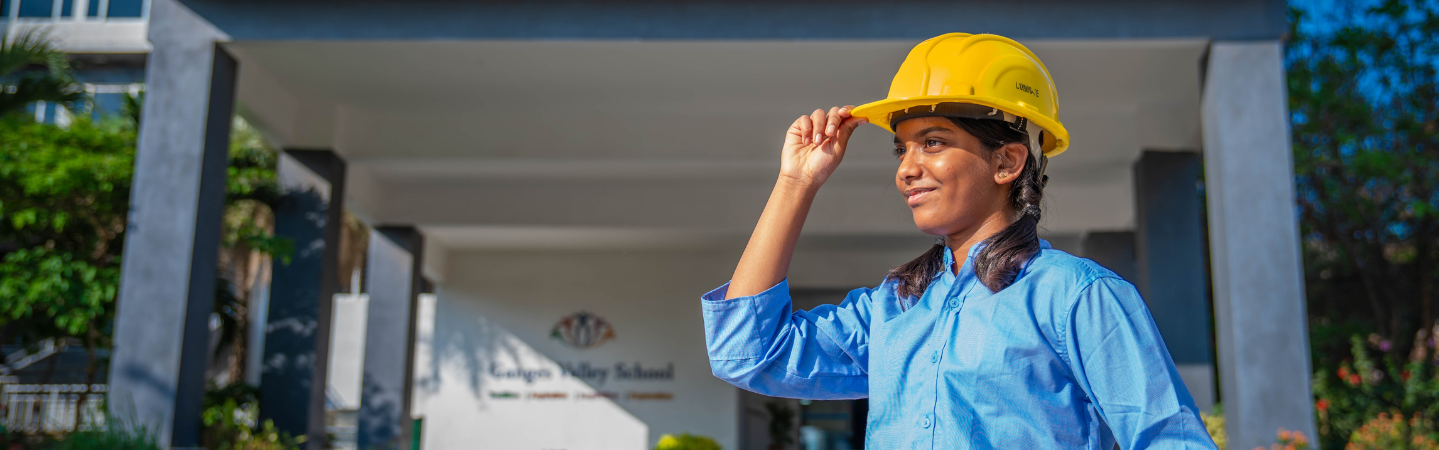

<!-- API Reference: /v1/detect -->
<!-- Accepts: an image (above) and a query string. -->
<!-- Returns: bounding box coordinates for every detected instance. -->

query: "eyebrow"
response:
[895,126,954,144]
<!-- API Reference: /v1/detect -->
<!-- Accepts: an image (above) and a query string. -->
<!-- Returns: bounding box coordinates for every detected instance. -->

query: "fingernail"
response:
[826,125,835,136]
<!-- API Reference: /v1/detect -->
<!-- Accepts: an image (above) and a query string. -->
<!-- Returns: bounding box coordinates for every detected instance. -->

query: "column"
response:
[261,150,346,449]
[1202,41,1316,448]
[1081,231,1137,283]
[358,227,425,450]
[106,0,232,447]
[1133,150,1216,412]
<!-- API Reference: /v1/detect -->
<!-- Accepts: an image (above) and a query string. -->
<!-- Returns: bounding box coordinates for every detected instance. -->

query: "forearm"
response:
[726,176,818,299]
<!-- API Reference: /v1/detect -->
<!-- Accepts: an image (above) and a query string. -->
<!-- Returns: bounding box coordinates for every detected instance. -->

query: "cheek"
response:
[932,156,992,201]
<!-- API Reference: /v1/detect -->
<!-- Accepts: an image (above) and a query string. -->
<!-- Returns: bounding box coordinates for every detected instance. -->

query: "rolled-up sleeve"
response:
[1061,277,1217,449]
[701,279,870,400]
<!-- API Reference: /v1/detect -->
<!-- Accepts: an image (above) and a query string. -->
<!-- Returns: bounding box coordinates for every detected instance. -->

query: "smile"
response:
[904,188,935,206]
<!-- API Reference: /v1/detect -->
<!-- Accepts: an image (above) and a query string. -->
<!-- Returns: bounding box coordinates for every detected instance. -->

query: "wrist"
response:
[775,174,822,196]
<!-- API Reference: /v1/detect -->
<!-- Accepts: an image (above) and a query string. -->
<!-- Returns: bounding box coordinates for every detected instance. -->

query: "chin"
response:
[910,215,953,238]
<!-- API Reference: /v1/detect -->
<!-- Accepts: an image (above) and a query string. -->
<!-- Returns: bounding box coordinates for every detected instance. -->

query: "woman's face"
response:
[893,117,1012,237]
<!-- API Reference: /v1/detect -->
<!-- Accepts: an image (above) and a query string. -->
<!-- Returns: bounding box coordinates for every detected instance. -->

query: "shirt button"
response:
[930,351,939,363]
[946,299,959,309]
[919,414,932,428]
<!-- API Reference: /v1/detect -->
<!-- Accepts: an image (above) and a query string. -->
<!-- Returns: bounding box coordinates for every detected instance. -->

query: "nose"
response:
[896,148,922,185]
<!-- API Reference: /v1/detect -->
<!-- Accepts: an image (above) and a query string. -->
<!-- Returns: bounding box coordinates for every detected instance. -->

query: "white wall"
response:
[414,243,924,450]
[327,294,370,410]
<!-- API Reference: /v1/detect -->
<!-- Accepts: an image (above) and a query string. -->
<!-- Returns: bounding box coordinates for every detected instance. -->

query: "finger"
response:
[810,109,827,143]
[827,106,857,138]
[831,116,868,160]
[785,115,807,147]
[796,114,814,145]
[836,116,868,143]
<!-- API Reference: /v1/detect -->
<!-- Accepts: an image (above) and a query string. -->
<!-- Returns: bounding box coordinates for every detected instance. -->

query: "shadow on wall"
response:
[422,296,649,449]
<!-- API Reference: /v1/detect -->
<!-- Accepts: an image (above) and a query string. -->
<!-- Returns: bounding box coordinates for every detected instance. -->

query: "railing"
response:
[1,384,107,433]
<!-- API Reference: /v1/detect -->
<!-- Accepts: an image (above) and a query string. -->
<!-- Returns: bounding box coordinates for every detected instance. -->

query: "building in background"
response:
[15,0,1315,449]
[1,0,147,122]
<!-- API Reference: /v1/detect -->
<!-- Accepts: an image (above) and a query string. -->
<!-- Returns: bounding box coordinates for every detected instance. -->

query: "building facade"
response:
[29,0,1316,449]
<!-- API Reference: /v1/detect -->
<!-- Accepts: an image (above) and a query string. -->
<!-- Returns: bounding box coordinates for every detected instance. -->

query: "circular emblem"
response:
[550,311,616,349]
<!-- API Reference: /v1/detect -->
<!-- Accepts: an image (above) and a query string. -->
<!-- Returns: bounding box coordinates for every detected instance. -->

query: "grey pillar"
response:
[358,227,425,450]
[1081,231,1137,283]
[1201,41,1316,447]
[261,150,346,449]
[1133,151,1216,412]
[107,0,233,447]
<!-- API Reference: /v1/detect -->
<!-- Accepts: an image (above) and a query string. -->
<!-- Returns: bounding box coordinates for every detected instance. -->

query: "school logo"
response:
[551,311,616,349]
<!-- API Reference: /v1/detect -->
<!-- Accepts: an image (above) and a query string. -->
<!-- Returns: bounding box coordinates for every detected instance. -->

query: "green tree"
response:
[0,115,135,426]
[1290,0,1439,353]
[0,29,85,117]
[1288,0,1439,447]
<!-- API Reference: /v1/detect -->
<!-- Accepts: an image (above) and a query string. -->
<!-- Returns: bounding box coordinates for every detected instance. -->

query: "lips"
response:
[904,187,935,207]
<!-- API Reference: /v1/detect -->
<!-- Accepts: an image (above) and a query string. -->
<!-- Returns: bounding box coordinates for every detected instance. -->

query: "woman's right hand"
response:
[779,106,868,190]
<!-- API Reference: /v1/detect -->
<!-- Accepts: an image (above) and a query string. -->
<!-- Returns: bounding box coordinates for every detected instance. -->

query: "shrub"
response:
[1204,405,1228,450]
[654,433,721,450]
[1345,412,1439,450]
[200,383,304,450]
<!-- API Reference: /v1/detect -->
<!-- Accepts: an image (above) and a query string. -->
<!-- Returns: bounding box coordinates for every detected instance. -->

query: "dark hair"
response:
[886,117,1046,297]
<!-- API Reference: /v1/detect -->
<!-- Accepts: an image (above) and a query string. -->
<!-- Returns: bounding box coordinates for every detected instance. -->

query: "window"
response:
[17,0,53,17]
[105,0,140,17]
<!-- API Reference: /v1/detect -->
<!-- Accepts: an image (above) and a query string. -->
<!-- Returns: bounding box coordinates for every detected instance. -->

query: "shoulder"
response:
[1023,247,1126,291]
[1017,247,1144,323]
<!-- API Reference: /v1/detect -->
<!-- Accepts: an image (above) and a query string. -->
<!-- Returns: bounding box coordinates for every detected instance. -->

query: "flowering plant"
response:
[1312,332,1439,448]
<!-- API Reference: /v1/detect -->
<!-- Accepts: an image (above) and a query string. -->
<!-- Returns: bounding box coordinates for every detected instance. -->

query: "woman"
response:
[701,33,1216,449]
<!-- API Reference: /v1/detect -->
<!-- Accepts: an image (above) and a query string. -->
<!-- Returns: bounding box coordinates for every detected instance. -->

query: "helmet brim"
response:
[851,95,1069,157]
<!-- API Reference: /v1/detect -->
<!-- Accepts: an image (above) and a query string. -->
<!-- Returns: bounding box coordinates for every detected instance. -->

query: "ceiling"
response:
[226,38,1208,255]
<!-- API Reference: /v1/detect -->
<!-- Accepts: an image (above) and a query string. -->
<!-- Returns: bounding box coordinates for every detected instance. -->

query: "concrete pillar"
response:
[1081,231,1137,283]
[1133,151,1216,412]
[106,0,233,447]
[261,150,346,449]
[1201,41,1316,447]
[358,227,425,450]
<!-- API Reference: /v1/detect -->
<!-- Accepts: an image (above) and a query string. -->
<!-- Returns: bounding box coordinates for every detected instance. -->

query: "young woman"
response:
[700,34,1217,449]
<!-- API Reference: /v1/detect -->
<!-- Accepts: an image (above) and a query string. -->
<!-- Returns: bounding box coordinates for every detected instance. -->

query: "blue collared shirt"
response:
[701,240,1217,449]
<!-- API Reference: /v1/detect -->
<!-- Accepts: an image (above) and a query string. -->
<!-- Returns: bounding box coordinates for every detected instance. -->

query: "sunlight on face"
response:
[892,117,1009,237]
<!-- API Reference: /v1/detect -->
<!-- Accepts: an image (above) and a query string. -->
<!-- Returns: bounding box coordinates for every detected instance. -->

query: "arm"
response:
[701,106,872,399]
[703,280,874,399]
[727,106,867,298]
[1062,277,1218,449]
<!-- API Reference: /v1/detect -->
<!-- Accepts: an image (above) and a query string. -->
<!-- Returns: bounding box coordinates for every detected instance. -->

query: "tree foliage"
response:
[1288,0,1439,448]
[0,117,134,346]
[0,30,85,117]
[1290,0,1439,353]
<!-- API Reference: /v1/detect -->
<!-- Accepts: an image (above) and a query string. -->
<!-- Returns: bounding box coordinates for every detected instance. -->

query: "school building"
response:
[7,0,1313,449]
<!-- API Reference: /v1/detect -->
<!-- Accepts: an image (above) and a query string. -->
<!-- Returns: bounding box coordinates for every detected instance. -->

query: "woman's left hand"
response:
[778,105,868,190]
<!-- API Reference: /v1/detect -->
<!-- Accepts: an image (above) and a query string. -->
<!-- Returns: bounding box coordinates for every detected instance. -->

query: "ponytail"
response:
[887,118,1047,298]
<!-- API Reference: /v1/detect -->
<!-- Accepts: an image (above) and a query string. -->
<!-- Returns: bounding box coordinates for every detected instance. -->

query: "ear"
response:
[993,142,1029,185]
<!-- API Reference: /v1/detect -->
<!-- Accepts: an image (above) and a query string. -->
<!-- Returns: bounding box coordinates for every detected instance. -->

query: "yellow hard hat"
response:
[852,33,1070,158]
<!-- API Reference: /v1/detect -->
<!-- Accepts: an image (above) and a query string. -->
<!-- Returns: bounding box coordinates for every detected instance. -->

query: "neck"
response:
[943,210,1015,274]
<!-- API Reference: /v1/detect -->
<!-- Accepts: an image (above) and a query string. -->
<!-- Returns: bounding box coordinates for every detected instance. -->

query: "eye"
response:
[924,139,943,148]
[892,147,906,158]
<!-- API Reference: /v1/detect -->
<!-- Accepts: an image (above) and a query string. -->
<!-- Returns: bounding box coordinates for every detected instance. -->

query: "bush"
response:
[1204,405,1228,450]
[1312,333,1439,448]
[43,426,160,450]
[654,433,721,450]
[1345,412,1439,450]
[200,383,304,450]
